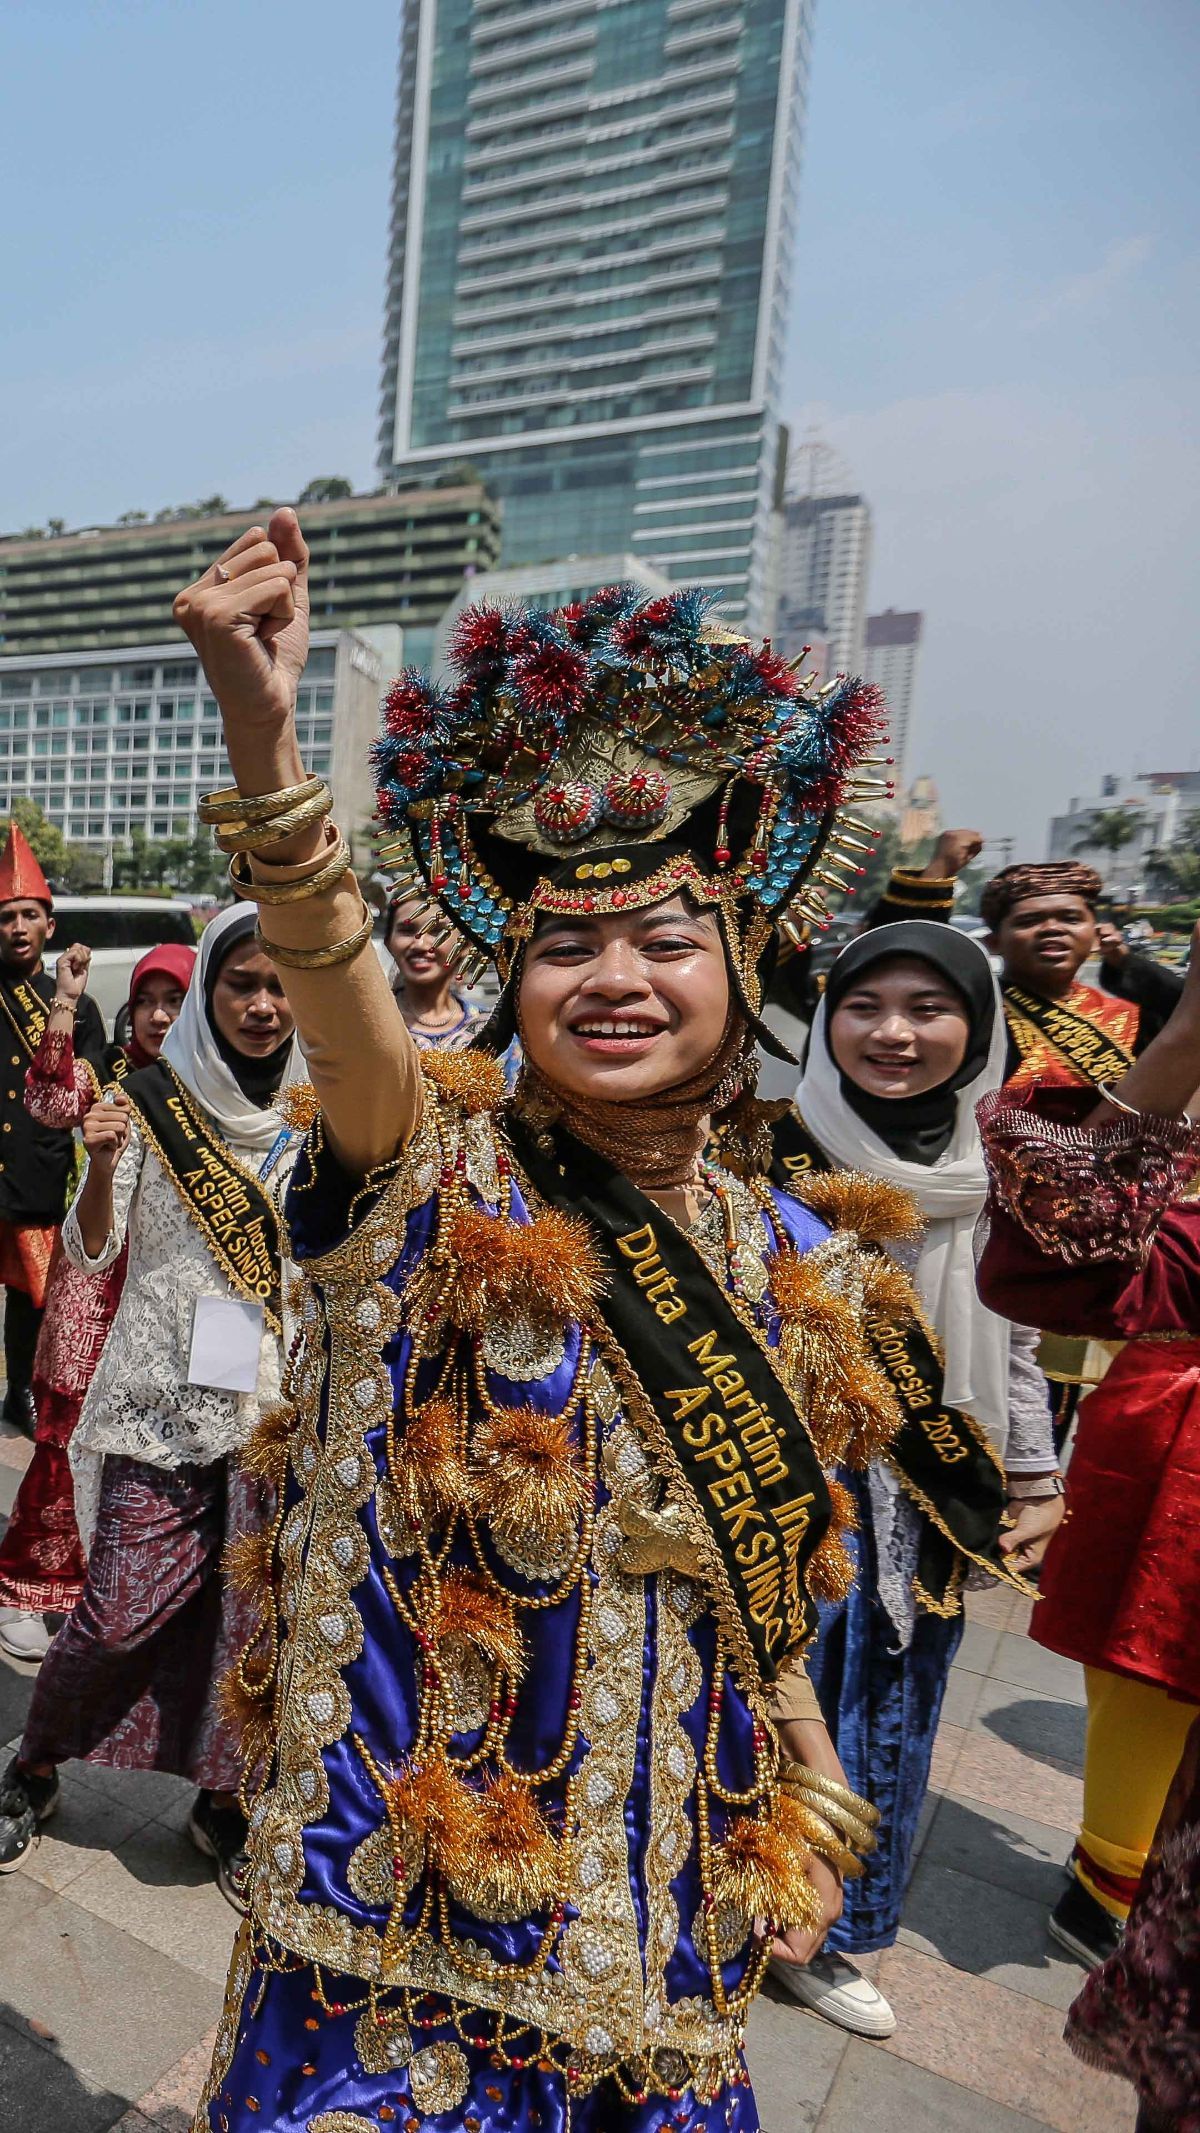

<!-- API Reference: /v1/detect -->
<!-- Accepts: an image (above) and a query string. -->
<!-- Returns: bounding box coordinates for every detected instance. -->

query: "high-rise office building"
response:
[864,607,923,789]
[774,492,872,675]
[378,0,816,632]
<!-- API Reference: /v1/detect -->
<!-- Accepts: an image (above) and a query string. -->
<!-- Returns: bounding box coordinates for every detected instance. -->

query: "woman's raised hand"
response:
[173,508,310,741]
[81,1090,132,1178]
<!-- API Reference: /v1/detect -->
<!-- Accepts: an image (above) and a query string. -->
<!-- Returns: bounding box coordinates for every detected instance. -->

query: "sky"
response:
[3,0,1198,853]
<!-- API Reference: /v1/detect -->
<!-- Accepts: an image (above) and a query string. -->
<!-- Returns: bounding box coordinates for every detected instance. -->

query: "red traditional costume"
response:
[0,826,107,1437]
[0,943,196,1617]
[978,1085,1200,1910]
[977,1086,1200,2123]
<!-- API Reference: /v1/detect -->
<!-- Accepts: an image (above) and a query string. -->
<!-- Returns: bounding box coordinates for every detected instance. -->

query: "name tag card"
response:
[188,1294,264,1394]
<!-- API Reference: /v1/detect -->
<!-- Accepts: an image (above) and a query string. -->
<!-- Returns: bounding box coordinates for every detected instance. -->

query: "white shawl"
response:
[794,941,1012,1455]
[162,903,304,1156]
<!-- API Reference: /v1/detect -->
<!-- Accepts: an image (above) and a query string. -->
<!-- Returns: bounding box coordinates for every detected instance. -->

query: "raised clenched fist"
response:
[81,1089,132,1177]
[172,507,310,740]
[53,942,93,1004]
[929,828,984,879]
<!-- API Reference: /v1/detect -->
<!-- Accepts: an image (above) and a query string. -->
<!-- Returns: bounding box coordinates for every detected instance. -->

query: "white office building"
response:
[0,631,382,857]
[1047,770,1200,894]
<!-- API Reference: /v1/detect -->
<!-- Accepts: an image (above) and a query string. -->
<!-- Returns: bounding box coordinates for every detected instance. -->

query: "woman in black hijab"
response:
[768,924,1062,2038]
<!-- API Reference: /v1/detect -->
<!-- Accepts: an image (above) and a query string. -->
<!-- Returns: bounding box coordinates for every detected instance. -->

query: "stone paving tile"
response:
[0,1871,221,2100]
[928,1719,967,1794]
[62,1756,196,1823]
[816,2038,1046,2130]
[0,1651,36,1741]
[987,1631,1087,1708]
[963,1584,1026,1633]
[921,1792,1072,1910]
[939,1663,986,1729]
[18,1770,156,1896]
[0,1427,34,1471]
[970,1676,1086,1778]
[951,1727,1082,1837]
[0,2004,127,2133]
[955,1618,1002,1676]
[898,1861,1087,2012]
[746,1990,848,2130]
[874,1946,1135,2132]
[131,2029,219,2131]
[63,1819,241,1989]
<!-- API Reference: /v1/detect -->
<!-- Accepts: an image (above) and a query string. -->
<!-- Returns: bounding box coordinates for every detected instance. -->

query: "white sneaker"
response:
[769,1950,898,2038]
[0,1609,52,1663]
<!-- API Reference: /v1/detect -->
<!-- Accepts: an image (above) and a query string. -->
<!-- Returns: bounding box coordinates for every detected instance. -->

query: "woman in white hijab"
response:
[0,909,303,1902]
[769,923,1063,2038]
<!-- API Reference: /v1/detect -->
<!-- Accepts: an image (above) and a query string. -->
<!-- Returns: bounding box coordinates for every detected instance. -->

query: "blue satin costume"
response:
[805,1467,964,1952]
[195,1084,838,2133]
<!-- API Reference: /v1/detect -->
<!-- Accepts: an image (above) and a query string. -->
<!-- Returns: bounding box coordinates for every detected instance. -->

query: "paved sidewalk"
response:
[0,1423,1135,2132]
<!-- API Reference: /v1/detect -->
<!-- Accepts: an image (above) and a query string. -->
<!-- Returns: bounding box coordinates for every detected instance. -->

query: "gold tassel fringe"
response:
[434,1206,605,1332]
[859,1255,921,1326]
[433,1568,526,1683]
[473,1406,589,1547]
[422,1050,508,1117]
[238,1402,295,1487]
[446,1770,560,1917]
[805,1477,858,1603]
[389,1397,471,1528]
[277,1080,320,1132]
[711,1812,824,1936]
[223,1528,276,1600]
[789,1170,924,1246]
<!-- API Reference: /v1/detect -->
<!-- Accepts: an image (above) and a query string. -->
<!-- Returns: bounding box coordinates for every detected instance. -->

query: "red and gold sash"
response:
[1003,981,1139,1092]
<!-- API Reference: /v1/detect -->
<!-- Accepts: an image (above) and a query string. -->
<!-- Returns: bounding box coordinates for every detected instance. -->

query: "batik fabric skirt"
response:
[806,1468,964,1953]
[0,1241,126,1612]
[21,1451,264,1789]
[195,1927,760,2133]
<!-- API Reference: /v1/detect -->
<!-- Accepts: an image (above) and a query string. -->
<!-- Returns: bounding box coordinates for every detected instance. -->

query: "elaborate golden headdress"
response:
[374,588,888,1055]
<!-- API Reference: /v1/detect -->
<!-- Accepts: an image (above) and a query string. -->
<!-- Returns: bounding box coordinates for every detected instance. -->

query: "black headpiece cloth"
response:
[821,920,996,1166]
[203,906,292,1108]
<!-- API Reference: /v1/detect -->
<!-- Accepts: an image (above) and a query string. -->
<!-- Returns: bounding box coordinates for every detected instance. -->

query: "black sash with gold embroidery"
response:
[770,1108,1019,1611]
[508,1115,832,1686]
[0,975,50,1061]
[1002,983,1134,1089]
[121,1061,281,1330]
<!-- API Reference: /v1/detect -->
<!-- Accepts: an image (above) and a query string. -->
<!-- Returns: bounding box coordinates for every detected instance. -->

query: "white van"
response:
[45,896,198,1030]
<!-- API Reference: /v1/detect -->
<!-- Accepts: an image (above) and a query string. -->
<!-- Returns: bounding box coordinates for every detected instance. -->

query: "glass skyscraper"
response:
[378,0,815,631]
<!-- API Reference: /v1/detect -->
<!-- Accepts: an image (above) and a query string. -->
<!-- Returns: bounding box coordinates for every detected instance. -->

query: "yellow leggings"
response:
[1077,1666,1198,1918]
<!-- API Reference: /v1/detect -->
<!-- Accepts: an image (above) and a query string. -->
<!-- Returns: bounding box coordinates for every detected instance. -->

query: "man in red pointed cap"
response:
[0,823,105,1436]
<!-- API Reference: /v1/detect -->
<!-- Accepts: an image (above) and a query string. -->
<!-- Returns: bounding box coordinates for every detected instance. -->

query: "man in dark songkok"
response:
[871,839,1183,1087]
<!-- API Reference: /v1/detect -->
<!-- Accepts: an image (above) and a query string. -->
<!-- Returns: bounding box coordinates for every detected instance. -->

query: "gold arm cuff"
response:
[229,837,352,904]
[780,1757,882,1825]
[214,787,333,855]
[199,775,326,827]
[779,1796,862,1878]
[257,902,374,970]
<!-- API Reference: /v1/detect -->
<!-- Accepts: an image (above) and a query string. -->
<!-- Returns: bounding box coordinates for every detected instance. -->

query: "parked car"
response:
[44,896,197,1029]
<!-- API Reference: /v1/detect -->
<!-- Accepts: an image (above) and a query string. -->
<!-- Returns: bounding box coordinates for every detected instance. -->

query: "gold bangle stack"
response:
[228,835,352,905]
[782,1797,863,1879]
[779,1763,880,1866]
[256,901,375,971]
[198,777,332,856]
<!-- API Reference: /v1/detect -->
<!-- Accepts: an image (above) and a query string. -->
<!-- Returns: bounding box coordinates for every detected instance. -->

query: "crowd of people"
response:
[0,507,1191,2133]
